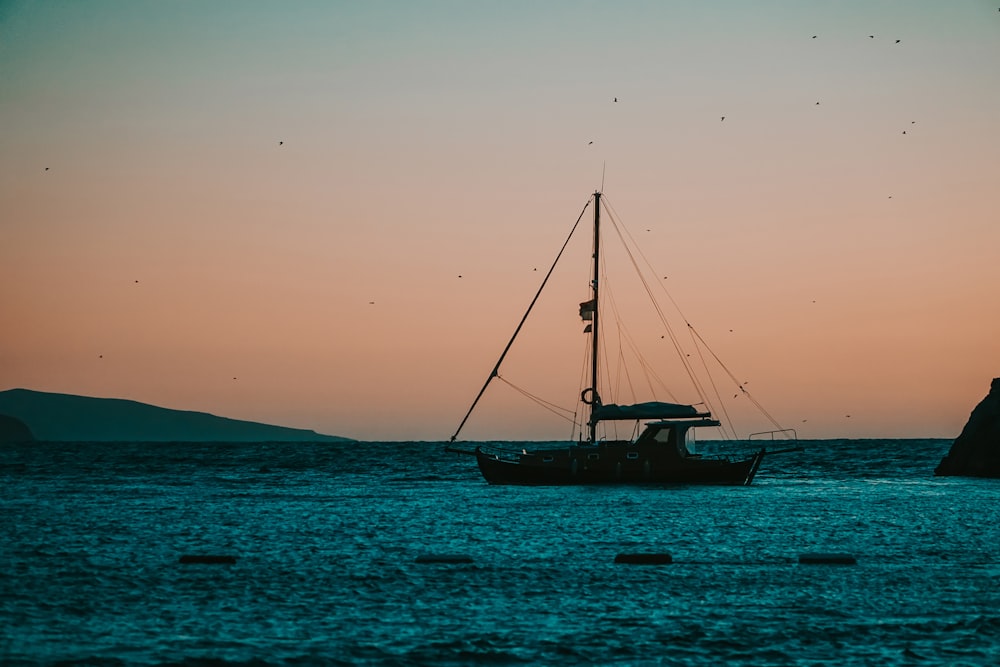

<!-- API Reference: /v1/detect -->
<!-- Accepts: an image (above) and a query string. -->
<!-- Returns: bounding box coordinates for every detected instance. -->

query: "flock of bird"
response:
[565,30,939,425]
[43,18,994,423]
[594,34,914,141]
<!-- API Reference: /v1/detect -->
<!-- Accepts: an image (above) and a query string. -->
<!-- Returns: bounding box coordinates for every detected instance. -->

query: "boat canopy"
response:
[645,418,722,429]
[592,401,707,422]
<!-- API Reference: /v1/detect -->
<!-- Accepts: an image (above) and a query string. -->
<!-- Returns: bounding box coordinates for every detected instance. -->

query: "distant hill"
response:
[0,389,352,443]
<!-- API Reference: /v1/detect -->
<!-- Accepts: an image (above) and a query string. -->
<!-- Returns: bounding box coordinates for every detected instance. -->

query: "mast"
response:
[589,191,601,444]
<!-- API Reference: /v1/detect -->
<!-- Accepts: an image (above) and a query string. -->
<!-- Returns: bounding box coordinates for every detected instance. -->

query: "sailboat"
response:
[449,191,795,485]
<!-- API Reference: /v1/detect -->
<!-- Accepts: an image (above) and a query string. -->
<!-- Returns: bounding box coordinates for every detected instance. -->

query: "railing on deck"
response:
[749,428,798,442]
[747,428,803,455]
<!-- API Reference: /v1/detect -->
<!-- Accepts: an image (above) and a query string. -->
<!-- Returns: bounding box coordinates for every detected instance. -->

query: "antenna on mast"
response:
[601,161,606,192]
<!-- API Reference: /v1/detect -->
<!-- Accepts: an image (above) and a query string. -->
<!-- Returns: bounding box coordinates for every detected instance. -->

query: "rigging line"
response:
[602,194,717,401]
[596,207,684,404]
[613,333,649,443]
[603,274,684,405]
[744,392,785,431]
[600,316,641,443]
[611,296,680,404]
[687,324,786,431]
[612,319,641,405]
[602,202,709,403]
[449,196,593,442]
[602,195,784,436]
[598,265,631,403]
[694,331,738,440]
[599,269,651,404]
[496,376,577,424]
[605,202,715,407]
[602,195,692,327]
[613,316,655,404]
[601,199,693,374]
[604,200,751,434]
[686,324,737,440]
[614,339,627,401]
[633,339,661,402]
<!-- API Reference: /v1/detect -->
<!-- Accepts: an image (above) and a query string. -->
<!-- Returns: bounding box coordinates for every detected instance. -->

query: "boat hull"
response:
[475,442,764,486]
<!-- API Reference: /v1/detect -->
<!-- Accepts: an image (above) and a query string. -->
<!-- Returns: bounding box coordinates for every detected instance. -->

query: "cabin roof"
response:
[645,418,722,429]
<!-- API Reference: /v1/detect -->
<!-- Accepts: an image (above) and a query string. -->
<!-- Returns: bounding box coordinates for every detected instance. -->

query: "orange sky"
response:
[2,2,998,441]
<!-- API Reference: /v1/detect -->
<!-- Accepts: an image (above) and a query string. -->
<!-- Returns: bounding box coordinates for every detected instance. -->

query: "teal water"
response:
[2,439,998,665]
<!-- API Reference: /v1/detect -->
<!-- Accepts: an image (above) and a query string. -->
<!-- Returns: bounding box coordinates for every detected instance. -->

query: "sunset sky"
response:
[2,1,998,441]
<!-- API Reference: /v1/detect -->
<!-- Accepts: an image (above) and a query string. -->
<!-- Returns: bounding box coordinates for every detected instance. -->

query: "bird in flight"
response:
[721,116,725,121]
[279,141,284,145]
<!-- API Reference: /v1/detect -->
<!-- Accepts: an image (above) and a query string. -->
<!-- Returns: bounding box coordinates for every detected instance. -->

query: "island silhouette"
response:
[0,388,351,443]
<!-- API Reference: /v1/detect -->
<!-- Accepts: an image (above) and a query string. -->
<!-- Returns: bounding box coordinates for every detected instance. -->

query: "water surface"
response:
[2,439,998,665]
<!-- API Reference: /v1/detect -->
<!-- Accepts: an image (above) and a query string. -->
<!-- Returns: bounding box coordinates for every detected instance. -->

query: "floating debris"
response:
[178,555,237,565]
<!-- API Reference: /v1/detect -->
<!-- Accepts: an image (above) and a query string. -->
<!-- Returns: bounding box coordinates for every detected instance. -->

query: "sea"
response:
[2,439,999,666]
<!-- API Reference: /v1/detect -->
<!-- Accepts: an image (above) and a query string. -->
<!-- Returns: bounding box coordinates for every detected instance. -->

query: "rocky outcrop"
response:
[935,378,1000,478]
[0,414,36,443]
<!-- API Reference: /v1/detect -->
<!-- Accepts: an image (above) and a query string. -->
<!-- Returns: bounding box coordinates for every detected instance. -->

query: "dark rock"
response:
[935,378,1000,478]
[0,414,35,443]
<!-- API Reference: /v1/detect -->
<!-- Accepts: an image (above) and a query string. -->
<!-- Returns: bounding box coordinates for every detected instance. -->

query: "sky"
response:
[2,1,998,441]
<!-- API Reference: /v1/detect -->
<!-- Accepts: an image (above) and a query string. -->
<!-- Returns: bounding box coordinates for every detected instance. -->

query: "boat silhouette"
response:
[449,191,795,485]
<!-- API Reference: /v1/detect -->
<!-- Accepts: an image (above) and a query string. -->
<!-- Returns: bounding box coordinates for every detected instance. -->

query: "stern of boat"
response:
[743,448,766,485]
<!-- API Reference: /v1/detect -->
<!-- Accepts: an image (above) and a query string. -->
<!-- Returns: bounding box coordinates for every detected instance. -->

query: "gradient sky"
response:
[2,1,998,441]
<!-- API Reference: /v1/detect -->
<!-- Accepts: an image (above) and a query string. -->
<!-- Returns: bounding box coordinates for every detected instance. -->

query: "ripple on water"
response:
[2,439,999,666]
